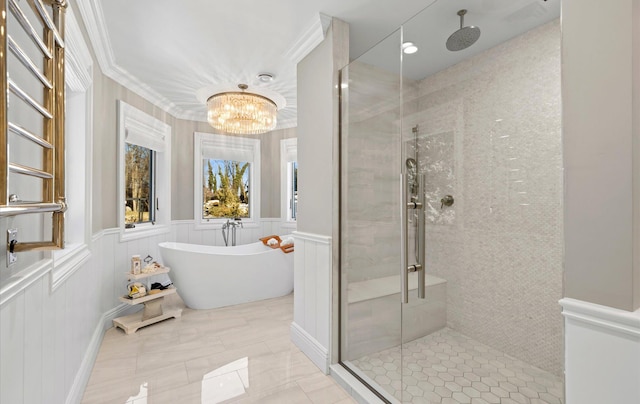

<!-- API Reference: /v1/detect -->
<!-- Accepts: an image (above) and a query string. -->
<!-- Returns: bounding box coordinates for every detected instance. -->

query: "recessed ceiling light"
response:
[402,42,418,54]
[257,73,275,83]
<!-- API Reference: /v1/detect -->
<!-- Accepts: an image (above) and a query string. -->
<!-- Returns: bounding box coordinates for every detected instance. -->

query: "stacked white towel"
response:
[281,236,294,245]
[267,238,279,246]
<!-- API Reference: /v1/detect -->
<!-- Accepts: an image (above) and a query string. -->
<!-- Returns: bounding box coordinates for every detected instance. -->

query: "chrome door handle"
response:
[401,173,409,303]
[417,174,425,300]
[401,173,426,304]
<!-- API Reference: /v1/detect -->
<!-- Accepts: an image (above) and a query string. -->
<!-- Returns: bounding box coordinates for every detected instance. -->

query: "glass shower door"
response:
[339,29,406,402]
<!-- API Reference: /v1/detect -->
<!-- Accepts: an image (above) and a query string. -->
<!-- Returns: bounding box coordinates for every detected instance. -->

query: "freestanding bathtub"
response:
[158,240,294,309]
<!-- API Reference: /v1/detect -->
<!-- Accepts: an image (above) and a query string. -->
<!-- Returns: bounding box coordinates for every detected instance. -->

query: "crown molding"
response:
[284,13,332,64]
[74,0,190,117]
[65,6,93,92]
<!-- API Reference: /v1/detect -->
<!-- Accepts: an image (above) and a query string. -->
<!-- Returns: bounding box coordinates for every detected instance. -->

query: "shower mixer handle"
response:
[441,195,454,209]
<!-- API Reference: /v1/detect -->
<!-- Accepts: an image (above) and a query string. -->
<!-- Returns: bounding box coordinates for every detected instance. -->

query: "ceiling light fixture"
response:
[257,73,275,83]
[207,84,277,135]
[402,41,418,54]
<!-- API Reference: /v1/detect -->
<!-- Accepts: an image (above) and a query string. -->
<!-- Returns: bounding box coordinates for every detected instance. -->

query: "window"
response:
[280,138,297,224]
[202,159,250,219]
[117,101,171,241]
[289,161,298,220]
[194,132,260,228]
[125,144,155,225]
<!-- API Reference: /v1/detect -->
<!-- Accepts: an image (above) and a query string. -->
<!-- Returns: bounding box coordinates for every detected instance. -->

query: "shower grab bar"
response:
[401,173,426,304]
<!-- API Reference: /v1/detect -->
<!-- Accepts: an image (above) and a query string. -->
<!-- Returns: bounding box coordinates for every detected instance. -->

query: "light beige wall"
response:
[563,0,639,311]
[633,0,640,311]
[297,20,348,237]
[297,26,334,236]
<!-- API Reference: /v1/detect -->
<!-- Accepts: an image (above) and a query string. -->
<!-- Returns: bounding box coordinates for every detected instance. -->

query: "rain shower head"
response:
[446,9,481,52]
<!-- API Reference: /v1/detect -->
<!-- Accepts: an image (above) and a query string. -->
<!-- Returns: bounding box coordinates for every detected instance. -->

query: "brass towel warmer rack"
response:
[1,0,67,252]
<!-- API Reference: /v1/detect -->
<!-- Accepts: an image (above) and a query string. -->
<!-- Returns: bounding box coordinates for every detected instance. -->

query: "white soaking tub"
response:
[158,240,294,309]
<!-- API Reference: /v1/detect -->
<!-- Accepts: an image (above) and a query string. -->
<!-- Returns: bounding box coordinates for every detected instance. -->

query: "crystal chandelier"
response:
[207,84,277,135]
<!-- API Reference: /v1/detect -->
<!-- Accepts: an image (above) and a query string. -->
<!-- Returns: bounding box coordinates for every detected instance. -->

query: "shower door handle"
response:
[417,174,425,300]
[401,173,426,304]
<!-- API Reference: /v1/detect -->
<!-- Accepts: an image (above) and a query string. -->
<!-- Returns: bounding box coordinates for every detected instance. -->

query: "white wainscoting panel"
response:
[561,298,640,404]
[291,231,332,373]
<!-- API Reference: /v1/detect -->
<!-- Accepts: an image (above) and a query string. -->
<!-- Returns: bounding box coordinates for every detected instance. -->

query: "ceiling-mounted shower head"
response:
[446,9,481,52]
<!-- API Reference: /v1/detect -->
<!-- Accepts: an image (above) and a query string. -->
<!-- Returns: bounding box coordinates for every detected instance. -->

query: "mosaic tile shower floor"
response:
[351,328,564,404]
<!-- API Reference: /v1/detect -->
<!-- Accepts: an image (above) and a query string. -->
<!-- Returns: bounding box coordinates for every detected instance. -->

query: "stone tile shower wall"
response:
[407,20,563,375]
[343,61,402,284]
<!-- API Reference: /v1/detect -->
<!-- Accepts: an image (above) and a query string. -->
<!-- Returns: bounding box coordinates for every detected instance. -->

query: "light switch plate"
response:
[7,228,17,266]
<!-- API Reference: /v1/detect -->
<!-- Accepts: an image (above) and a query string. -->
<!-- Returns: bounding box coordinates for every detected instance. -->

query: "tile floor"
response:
[351,328,564,404]
[82,294,355,404]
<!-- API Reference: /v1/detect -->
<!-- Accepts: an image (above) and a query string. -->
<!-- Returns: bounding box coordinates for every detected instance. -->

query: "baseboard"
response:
[65,304,135,404]
[290,321,329,374]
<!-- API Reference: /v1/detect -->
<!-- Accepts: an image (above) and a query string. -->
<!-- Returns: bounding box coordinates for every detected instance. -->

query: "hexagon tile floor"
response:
[350,328,564,404]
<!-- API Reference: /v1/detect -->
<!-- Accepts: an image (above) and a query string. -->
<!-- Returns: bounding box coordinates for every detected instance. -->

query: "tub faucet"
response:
[222,218,243,246]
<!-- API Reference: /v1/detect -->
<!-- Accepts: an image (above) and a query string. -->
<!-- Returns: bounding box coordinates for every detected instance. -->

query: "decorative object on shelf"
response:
[131,254,141,275]
[127,282,147,298]
[141,255,164,274]
[206,84,277,135]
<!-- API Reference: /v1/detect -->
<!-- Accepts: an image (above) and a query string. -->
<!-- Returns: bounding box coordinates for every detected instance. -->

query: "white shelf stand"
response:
[113,267,182,334]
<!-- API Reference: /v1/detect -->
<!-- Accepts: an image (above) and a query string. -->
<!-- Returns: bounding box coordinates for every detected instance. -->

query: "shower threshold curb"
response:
[330,364,389,404]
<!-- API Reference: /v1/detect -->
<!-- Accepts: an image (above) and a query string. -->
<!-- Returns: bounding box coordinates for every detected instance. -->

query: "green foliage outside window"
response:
[203,159,250,219]
[125,143,154,224]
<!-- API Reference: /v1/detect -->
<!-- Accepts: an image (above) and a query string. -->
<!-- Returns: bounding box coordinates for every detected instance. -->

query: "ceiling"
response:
[75,0,560,130]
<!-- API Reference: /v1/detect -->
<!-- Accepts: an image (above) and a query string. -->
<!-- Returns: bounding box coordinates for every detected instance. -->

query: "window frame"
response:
[117,101,171,242]
[50,6,94,291]
[280,138,297,227]
[193,132,261,229]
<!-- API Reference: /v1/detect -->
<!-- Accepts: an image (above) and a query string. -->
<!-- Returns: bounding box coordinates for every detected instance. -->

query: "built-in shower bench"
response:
[345,273,447,359]
[347,273,446,304]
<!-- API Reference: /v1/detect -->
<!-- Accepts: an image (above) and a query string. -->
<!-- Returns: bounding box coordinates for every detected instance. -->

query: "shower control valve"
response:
[441,195,454,209]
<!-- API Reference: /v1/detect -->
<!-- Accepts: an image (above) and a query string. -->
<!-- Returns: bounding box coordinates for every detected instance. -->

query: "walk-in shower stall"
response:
[339,1,563,402]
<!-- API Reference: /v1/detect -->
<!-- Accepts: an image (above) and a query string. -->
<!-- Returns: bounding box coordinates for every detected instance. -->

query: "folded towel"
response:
[267,238,279,246]
[281,236,294,246]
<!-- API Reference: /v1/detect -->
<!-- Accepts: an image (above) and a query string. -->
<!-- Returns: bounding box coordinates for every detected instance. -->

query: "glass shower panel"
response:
[339,29,404,402]
[398,2,564,403]
[340,2,563,403]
